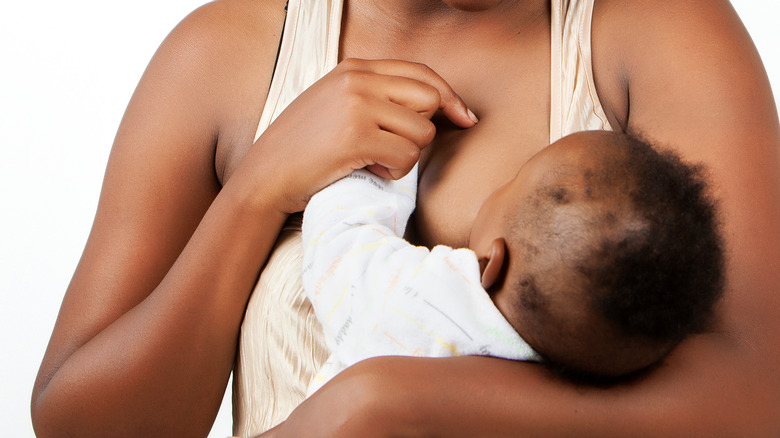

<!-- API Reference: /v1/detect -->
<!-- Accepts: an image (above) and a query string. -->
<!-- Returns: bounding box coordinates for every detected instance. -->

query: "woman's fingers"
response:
[360,129,422,180]
[374,73,442,119]
[371,97,438,147]
[339,58,478,128]
[254,58,474,211]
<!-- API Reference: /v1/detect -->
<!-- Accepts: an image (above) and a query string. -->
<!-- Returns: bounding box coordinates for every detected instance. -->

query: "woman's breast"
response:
[414,109,549,249]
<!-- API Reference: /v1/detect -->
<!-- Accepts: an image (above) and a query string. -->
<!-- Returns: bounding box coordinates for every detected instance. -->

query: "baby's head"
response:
[469,131,724,379]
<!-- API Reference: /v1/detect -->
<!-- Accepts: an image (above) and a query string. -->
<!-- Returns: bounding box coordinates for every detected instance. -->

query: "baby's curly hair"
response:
[507,132,724,378]
[587,134,724,342]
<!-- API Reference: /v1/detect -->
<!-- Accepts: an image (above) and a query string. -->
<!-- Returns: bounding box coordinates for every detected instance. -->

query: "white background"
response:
[1,1,778,437]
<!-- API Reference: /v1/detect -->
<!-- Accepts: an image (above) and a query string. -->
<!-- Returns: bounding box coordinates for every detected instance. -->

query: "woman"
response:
[32,0,780,437]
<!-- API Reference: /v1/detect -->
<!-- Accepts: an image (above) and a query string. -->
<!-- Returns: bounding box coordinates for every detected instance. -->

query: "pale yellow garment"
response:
[232,0,612,436]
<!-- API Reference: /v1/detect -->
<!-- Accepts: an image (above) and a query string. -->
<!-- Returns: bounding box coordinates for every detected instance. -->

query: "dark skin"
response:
[32,0,780,437]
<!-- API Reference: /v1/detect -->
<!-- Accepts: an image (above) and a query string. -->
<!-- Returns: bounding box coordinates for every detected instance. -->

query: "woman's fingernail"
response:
[467,108,479,124]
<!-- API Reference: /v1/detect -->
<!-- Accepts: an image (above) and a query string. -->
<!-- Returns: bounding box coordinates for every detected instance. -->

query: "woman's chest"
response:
[337,20,555,248]
[413,80,551,248]
[399,38,553,248]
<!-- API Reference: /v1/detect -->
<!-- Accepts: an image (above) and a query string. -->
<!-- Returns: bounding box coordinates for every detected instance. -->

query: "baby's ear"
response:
[480,238,508,290]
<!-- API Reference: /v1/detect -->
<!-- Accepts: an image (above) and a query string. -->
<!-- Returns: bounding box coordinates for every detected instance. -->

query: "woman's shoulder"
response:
[593,0,741,33]
[593,0,750,53]
[592,0,755,129]
[157,0,289,183]
[166,0,288,98]
[173,0,288,46]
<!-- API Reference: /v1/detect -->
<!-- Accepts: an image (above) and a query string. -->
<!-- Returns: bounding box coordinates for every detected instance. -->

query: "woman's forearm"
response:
[332,235,780,438]
[30,2,296,435]
[32,179,288,438]
[330,333,776,438]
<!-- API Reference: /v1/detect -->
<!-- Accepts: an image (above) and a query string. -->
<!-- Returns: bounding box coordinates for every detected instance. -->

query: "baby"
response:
[302,130,724,393]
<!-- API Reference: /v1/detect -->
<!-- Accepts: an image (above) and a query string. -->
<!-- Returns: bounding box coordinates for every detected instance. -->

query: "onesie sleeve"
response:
[302,167,537,378]
[302,167,419,354]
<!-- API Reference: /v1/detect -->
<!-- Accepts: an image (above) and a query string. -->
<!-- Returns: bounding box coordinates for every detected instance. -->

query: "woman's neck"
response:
[342,0,549,60]
[358,0,540,15]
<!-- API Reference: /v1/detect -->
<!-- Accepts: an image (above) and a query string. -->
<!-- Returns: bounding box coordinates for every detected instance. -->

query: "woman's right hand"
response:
[30,5,476,436]
[236,58,478,215]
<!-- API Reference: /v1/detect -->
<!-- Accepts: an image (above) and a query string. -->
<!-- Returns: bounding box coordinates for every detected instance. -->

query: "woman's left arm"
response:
[595,0,780,384]
[263,1,780,436]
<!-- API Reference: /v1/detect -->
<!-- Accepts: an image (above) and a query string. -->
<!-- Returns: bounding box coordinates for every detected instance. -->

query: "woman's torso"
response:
[348,2,557,248]
[222,0,615,435]
[217,0,616,248]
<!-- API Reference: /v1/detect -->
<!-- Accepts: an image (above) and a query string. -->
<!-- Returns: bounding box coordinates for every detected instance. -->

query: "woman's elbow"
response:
[31,385,64,438]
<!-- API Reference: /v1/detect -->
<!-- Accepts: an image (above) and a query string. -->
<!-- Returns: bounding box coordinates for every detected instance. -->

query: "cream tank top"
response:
[232,0,612,435]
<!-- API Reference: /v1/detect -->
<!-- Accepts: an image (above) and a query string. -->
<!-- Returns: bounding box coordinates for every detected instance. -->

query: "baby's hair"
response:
[507,132,724,378]
[586,134,723,341]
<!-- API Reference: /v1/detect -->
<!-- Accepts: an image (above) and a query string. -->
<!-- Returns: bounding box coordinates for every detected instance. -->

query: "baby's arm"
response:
[301,169,535,385]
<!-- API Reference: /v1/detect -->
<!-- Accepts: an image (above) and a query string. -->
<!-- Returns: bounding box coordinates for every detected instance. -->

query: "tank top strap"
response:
[254,0,343,142]
[550,0,612,144]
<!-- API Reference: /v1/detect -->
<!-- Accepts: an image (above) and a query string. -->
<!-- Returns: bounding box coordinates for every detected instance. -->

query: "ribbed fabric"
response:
[233,214,329,436]
[550,0,613,143]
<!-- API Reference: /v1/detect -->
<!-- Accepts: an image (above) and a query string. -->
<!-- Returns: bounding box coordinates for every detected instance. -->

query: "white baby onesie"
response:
[302,167,538,395]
